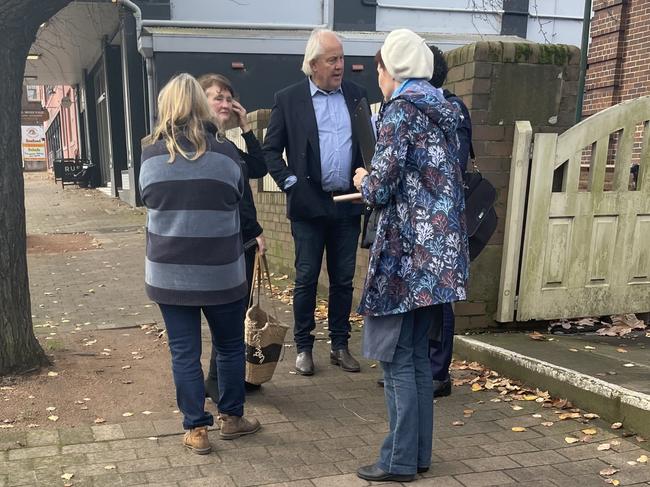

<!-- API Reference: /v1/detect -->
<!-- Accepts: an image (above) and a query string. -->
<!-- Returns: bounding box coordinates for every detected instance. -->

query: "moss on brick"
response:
[538,44,569,65]
[514,43,533,63]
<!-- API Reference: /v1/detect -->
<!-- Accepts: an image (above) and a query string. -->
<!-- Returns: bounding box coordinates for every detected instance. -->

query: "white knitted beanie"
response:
[380,29,433,81]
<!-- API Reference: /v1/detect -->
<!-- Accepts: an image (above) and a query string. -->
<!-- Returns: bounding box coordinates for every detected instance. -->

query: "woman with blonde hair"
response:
[139,73,260,455]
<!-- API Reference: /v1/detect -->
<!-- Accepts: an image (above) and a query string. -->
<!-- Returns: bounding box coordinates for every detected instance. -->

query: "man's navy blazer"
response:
[263,78,367,221]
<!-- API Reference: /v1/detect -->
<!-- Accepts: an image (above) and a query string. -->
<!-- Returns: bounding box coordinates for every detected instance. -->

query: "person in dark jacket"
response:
[428,45,473,398]
[263,28,366,376]
[352,30,469,482]
[198,74,268,398]
[139,73,260,455]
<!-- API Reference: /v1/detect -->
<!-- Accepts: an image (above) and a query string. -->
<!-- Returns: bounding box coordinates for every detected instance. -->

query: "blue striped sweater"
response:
[139,130,246,306]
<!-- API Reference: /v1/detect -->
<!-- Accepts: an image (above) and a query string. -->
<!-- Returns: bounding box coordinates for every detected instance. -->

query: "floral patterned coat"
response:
[357,80,469,317]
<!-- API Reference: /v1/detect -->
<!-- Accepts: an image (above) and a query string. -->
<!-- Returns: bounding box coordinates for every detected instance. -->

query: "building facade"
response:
[583,0,650,116]
[24,0,585,205]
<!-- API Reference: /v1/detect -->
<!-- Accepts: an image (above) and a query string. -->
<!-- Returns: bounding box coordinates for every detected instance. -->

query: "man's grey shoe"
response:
[330,348,360,372]
[295,351,314,375]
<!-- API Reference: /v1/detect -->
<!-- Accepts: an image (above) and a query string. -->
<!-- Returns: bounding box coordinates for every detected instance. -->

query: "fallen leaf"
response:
[471,383,483,392]
[147,436,158,440]
[104,465,116,470]
[598,443,611,451]
[121,365,131,370]
[511,427,527,432]
[558,412,581,420]
[636,436,646,443]
[616,348,628,353]
[583,413,600,419]
[45,406,56,412]
[627,461,637,466]
[463,409,474,416]
[512,405,523,411]
[48,415,59,422]
[605,480,620,486]
[541,422,554,427]
[61,473,74,480]
[47,371,59,377]
[532,414,542,418]
[0,424,15,429]
[94,418,106,424]
[599,467,620,476]
[565,436,580,444]
[141,411,153,415]
[528,331,546,340]
[637,455,648,463]
[611,422,623,430]
[523,395,538,401]
[370,363,377,368]
[584,345,596,350]
[582,428,598,435]
[623,363,635,368]
[569,348,579,352]
[122,412,134,417]
[452,421,465,426]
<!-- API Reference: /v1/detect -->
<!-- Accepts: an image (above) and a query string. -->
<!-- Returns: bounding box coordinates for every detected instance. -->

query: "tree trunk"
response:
[0,0,72,375]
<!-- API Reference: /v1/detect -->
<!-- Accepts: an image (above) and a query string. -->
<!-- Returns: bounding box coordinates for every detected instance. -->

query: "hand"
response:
[232,100,250,133]
[353,167,369,191]
[255,234,266,255]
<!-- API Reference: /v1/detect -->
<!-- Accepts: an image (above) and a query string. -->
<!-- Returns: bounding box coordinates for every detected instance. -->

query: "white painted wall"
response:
[376,0,583,46]
[170,0,325,26]
[376,0,502,35]
[167,0,584,47]
[527,0,584,46]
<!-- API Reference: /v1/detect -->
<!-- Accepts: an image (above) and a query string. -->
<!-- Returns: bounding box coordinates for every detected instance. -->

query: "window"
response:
[26,86,40,102]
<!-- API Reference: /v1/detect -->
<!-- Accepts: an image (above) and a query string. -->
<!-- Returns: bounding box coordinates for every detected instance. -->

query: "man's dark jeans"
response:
[290,214,361,352]
[429,302,455,381]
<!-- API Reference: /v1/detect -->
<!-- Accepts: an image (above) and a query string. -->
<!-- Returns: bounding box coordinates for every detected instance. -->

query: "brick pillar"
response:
[582,0,630,117]
[444,41,580,329]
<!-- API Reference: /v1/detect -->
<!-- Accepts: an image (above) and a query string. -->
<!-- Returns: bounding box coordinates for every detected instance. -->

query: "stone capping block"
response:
[470,41,579,67]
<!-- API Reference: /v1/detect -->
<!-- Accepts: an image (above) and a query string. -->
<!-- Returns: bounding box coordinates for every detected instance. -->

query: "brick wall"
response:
[248,41,580,329]
[583,0,650,116]
[442,41,579,329]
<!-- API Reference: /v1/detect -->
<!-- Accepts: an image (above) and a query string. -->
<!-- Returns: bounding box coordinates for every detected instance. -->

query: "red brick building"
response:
[41,85,82,168]
[583,0,650,116]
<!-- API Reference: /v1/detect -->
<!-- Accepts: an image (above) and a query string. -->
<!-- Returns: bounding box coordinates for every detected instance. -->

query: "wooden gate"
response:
[497,96,650,322]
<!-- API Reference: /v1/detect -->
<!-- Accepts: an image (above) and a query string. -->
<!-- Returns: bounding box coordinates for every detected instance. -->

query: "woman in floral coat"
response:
[352,29,469,482]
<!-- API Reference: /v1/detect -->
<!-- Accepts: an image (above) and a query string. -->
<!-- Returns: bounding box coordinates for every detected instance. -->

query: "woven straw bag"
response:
[244,252,289,385]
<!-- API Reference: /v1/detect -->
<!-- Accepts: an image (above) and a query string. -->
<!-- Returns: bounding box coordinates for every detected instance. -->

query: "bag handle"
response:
[247,251,279,317]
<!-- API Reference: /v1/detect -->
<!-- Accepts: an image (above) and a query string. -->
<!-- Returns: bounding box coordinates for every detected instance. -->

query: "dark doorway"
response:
[93,64,111,186]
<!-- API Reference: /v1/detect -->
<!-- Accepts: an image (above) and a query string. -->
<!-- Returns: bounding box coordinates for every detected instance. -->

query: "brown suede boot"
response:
[183,426,211,454]
[218,414,261,440]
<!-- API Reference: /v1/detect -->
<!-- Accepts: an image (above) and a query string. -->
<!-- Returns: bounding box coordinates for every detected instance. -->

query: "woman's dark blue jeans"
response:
[159,298,246,430]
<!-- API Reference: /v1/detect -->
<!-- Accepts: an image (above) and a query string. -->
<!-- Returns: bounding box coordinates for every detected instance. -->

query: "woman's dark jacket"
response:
[232,130,267,244]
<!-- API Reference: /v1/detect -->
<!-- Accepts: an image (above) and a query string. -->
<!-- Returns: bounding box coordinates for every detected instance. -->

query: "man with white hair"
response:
[263,29,367,376]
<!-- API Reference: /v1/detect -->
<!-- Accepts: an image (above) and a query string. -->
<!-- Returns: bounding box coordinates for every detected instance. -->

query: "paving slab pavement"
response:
[455,330,650,440]
[6,173,649,486]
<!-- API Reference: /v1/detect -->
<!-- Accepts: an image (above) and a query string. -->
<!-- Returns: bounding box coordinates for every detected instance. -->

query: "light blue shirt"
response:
[308,78,353,192]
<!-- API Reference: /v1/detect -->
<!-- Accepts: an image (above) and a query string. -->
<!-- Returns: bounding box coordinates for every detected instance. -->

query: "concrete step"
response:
[454,331,650,439]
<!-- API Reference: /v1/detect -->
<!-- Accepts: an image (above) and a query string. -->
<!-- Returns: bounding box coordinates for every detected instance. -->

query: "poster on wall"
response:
[21,125,46,170]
